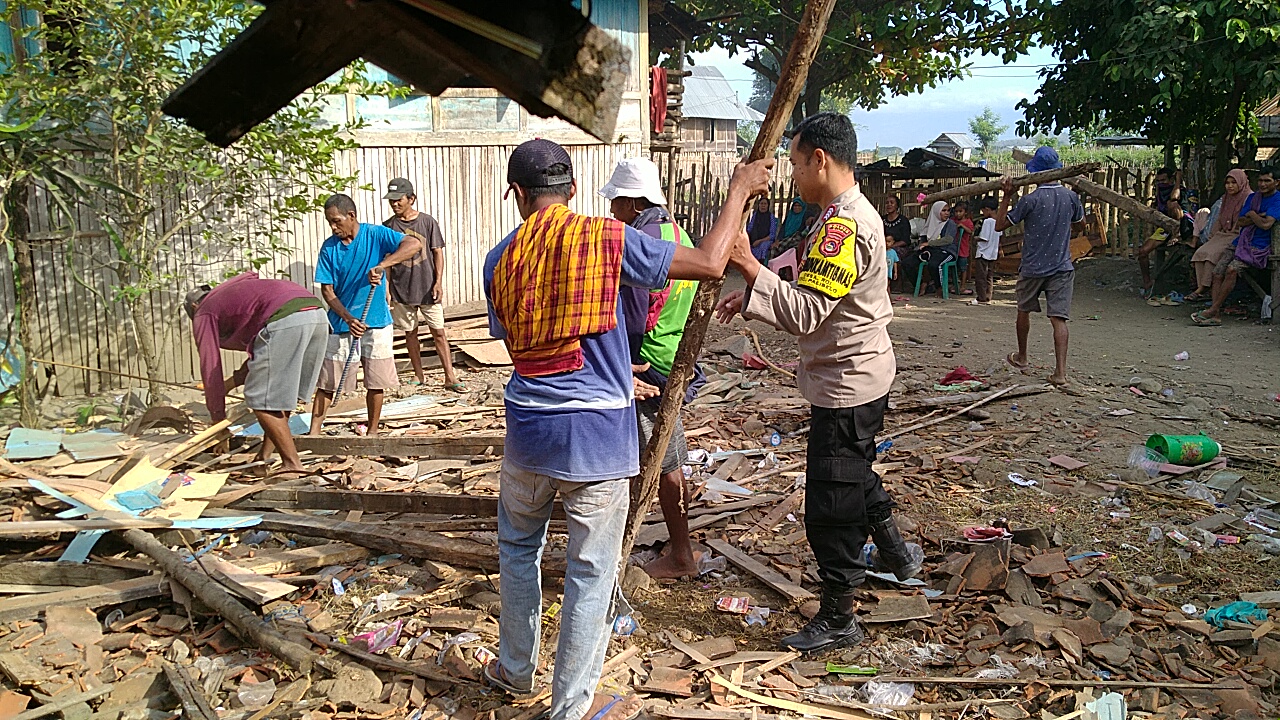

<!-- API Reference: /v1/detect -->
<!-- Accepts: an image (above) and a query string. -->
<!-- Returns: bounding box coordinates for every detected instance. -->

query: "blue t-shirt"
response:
[485,222,676,482]
[1007,183,1084,278]
[1237,191,1280,249]
[315,223,405,332]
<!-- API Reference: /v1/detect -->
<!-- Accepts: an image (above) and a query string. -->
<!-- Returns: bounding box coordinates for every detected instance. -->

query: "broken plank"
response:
[648,708,780,720]
[741,487,803,538]
[705,539,814,606]
[199,556,297,604]
[234,489,564,520]
[0,561,145,587]
[691,651,783,672]
[7,684,113,720]
[234,543,369,575]
[207,509,510,573]
[0,576,167,623]
[742,651,801,681]
[0,518,174,535]
[291,434,504,458]
[710,675,875,720]
[635,511,735,547]
[163,661,218,720]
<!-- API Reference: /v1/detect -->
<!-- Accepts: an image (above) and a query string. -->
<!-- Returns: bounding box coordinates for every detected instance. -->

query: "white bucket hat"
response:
[598,157,667,206]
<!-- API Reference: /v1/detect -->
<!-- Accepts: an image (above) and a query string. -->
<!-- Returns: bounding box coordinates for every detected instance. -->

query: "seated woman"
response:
[900,201,958,295]
[1188,169,1250,301]
[747,197,777,262]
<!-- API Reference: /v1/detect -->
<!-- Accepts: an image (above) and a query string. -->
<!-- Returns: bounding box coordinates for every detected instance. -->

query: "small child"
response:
[952,202,975,295]
[886,247,900,290]
[974,197,1001,303]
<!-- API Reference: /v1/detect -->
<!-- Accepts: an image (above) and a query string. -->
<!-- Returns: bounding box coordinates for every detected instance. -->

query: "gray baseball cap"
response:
[383,178,415,200]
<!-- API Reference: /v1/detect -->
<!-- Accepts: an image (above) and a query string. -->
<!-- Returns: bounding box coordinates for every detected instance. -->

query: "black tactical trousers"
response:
[805,394,896,593]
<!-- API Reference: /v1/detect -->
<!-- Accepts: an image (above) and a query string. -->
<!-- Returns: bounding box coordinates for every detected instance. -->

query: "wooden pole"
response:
[121,528,341,676]
[919,163,1100,204]
[618,0,840,566]
[1063,176,1179,235]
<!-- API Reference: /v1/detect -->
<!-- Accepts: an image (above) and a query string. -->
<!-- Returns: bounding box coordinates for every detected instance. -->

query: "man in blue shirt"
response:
[309,194,421,435]
[481,139,770,720]
[996,146,1084,388]
[1194,167,1278,326]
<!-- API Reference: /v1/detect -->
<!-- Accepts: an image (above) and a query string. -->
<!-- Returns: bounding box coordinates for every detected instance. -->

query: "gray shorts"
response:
[637,397,689,475]
[1016,271,1074,319]
[243,308,329,412]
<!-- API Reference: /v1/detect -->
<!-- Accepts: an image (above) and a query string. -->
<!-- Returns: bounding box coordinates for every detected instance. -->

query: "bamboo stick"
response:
[618,0,839,565]
[919,163,1100,204]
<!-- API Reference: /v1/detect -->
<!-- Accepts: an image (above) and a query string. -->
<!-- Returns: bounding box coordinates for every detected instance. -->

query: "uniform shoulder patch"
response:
[797,216,859,298]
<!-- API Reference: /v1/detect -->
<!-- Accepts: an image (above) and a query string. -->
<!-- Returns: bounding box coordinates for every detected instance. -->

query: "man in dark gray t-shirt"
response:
[995,146,1084,388]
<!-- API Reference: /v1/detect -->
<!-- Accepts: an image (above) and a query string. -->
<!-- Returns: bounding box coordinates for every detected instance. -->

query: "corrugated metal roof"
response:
[682,65,765,121]
[929,132,977,149]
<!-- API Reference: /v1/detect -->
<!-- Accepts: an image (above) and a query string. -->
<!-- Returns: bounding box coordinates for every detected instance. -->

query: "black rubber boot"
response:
[780,591,864,654]
[869,516,923,581]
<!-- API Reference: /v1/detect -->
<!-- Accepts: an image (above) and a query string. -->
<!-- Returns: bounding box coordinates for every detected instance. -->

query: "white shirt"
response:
[976,217,1001,261]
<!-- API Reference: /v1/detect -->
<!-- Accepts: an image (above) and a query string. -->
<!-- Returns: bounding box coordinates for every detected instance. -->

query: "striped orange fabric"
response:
[492,204,625,377]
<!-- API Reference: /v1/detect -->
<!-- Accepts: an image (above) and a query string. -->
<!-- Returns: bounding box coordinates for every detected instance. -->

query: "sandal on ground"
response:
[1184,291,1205,302]
[1005,352,1030,372]
[1190,312,1221,327]
[484,661,534,696]
[587,695,644,720]
[405,379,424,386]
[445,381,468,393]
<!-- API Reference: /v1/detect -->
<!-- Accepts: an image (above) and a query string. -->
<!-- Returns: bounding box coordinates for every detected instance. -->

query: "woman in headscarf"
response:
[747,197,778,262]
[1187,169,1251,301]
[899,201,957,294]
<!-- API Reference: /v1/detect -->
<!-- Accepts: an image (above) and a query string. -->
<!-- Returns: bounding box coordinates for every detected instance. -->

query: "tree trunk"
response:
[1212,77,1246,201]
[1163,138,1175,170]
[6,180,41,427]
[125,293,163,403]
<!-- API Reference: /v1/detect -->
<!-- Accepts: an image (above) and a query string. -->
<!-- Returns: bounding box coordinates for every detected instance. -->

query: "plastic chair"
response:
[915,259,956,299]
[769,247,799,282]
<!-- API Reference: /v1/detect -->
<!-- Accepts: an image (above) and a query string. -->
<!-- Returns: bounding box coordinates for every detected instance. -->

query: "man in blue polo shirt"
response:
[310,193,421,435]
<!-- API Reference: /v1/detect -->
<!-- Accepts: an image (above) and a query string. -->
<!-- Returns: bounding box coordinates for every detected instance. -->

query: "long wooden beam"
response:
[619,0,840,565]
[291,434,503,458]
[1064,176,1181,235]
[919,163,1100,204]
[234,488,564,519]
[0,576,167,623]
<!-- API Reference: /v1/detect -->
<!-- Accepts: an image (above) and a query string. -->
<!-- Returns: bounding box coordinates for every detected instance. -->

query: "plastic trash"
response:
[866,542,925,573]
[1174,351,1190,361]
[1247,534,1280,554]
[875,440,893,453]
[237,678,276,710]
[716,596,750,614]
[1181,482,1216,503]
[1146,526,1163,543]
[1007,472,1037,487]
[351,619,402,654]
[1128,446,1165,478]
[812,685,861,703]
[744,606,771,626]
[1146,433,1220,464]
[1181,603,1198,616]
[973,655,1019,679]
[1084,692,1128,720]
[1264,295,1274,320]
[331,577,345,595]
[769,431,781,447]
[862,681,915,707]
[697,554,727,576]
[1204,601,1268,629]
[612,615,638,636]
[1243,508,1280,533]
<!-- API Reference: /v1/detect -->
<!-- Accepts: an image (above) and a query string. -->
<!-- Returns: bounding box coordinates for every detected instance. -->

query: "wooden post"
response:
[919,164,1099,205]
[121,529,341,676]
[618,0,840,566]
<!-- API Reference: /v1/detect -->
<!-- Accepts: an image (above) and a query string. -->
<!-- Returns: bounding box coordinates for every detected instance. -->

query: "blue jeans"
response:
[497,463,628,720]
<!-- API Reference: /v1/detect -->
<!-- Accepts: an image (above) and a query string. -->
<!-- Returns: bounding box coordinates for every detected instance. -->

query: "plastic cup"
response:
[1145,434,1220,464]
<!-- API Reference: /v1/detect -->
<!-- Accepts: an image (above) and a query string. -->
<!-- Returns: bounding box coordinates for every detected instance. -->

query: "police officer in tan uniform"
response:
[717,112,919,653]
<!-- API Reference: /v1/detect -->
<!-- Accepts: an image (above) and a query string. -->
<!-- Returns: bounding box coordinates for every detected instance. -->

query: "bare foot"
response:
[581,694,643,720]
[643,551,699,580]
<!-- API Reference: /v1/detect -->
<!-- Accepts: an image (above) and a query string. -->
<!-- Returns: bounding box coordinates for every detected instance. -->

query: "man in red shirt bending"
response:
[185,273,328,473]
